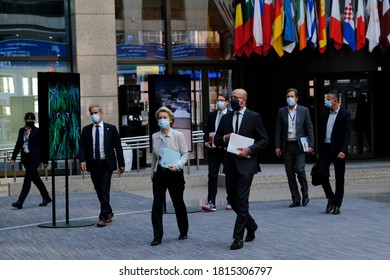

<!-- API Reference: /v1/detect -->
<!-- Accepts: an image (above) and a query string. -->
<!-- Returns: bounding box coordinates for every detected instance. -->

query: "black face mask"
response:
[230,99,241,111]
[25,121,35,127]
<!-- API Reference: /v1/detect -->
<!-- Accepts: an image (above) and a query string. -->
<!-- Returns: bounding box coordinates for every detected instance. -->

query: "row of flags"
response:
[234,0,390,57]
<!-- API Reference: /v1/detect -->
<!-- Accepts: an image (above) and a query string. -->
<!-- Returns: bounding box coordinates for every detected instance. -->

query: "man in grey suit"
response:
[79,105,125,227]
[274,88,314,208]
[214,88,269,250]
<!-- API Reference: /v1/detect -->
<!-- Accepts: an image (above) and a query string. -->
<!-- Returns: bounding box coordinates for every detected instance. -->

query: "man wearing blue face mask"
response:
[202,93,232,212]
[317,91,351,215]
[79,105,125,227]
[275,88,314,208]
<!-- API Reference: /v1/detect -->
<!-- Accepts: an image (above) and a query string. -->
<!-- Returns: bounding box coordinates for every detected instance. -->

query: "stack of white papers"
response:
[300,137,309,152]
[227,133,254,157]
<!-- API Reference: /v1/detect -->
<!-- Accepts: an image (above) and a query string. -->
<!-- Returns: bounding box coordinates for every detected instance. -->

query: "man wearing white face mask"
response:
[275,88,314,208]
[79,105,125,227]
[202,93,232,212]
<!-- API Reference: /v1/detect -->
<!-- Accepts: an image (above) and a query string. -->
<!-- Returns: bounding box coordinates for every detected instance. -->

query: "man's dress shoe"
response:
[106,212,114,223]
[178,234,187,240]
[97,220,107,227]
[230,239,243,250]
[302,197,309,206]
[12,202,23,209]
[39,197,52,207]
[245,224,258,242]
[289,201,301,208]
[332,206,340,215]
[326,200,334,213]
[151,238,162,246]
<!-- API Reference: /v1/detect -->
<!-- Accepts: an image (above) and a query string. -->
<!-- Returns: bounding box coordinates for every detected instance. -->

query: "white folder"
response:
[227,133,254,157]
[160,148,181,168]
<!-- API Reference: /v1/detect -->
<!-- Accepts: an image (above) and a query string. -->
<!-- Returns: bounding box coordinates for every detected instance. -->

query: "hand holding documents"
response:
[160,147,181,168]
[209,132,216,148]
[227,133,254,157]
[300,137,309,152]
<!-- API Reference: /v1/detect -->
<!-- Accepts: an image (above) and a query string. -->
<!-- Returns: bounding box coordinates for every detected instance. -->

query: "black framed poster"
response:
[148,74,192,151]
[38,72,81,160]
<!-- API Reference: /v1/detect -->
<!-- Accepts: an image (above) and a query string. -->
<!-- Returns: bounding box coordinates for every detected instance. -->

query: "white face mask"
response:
[286,97,296,107]
[91,114,101,124]
[216,101,226,110]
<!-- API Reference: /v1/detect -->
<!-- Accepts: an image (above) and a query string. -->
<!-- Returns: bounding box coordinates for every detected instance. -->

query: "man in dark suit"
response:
[202,93,231,211]
[79,105,125,227]
[214,88,269,250]
[317,91,351,215]
[274,88,314,207]
[10,112,52,209]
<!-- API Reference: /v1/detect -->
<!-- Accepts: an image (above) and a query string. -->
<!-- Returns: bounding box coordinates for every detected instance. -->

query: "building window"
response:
[0,76,15,94]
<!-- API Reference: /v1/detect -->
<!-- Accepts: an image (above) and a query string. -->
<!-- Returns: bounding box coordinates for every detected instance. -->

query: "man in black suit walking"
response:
[317,91,351,215]
[202,93,231,212]
[214,88,269,250]
[79,105,125,227]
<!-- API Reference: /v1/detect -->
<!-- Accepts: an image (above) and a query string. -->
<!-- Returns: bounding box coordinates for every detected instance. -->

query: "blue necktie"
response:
[95,125,100,159]
[216,111,222,129]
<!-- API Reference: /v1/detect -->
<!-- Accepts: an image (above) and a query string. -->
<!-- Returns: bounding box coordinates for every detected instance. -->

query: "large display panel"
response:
[148,74,192,151]
[38,72,81,160]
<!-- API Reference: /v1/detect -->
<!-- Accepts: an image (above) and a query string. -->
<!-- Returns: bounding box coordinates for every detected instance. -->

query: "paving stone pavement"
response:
[1,160,390,260]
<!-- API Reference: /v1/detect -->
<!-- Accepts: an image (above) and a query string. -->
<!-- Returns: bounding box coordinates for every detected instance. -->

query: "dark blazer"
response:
[203,109,226,148]
[214,109,269,175]
[203,110,218,143]
[274,105,314,152]
[318,107,351,157]
[11,126,47,168]
[79,122,125,172]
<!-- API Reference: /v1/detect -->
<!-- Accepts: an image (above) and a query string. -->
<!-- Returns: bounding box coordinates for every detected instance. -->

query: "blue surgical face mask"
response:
[286,97,296,107]
[216,101,226,110]
[325,99,332,108]
[91,113,101,124]
[230,99,241,111]
[158,119,170,129]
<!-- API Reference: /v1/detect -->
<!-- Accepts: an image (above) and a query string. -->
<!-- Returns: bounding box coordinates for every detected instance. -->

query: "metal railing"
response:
[1,130,205,178]
[0,147,48,182]
[121,130,205,173]
[121,135,150,172]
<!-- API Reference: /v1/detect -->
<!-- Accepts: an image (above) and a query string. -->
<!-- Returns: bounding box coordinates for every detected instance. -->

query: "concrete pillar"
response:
[70,0,119,127]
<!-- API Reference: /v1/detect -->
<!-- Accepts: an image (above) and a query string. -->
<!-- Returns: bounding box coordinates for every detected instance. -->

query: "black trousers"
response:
[317,144,346,208]
[151,165,188,239]
[207,147,226,205]
[90,160,113,220]
[18,162,50,204]
[225,167,257,240]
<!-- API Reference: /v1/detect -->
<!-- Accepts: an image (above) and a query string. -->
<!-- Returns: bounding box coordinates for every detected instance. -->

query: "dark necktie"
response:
[235,112,240,133]
[95,125,100,159]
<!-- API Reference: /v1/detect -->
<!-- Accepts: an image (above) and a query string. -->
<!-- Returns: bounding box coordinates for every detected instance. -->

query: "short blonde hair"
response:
[155,106,175,125]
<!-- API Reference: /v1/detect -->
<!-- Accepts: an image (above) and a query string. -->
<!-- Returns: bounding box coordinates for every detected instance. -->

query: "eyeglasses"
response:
[217,99,226,102]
